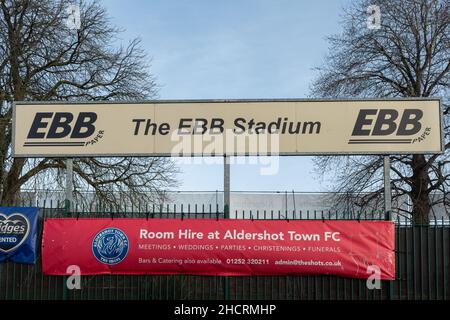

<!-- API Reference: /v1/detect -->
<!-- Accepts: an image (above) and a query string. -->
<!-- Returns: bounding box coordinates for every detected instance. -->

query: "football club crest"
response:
[92,228,129,265]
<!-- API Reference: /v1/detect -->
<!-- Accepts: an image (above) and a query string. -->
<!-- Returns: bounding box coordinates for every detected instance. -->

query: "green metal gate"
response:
[0,203,449,300]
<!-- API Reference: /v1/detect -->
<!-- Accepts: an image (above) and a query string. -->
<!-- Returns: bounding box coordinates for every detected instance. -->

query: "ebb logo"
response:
[349,109,426,144]
[25,112,103,147]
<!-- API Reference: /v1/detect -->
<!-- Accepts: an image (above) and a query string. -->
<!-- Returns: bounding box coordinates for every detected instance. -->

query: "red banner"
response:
[42,218,395,280]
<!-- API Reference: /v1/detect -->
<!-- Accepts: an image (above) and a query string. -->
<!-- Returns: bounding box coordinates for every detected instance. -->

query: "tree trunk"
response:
[411,154,431,224]
[1,158,25,206]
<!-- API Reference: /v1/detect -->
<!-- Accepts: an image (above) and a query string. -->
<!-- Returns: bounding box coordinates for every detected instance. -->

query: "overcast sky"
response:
[103,0,350,192]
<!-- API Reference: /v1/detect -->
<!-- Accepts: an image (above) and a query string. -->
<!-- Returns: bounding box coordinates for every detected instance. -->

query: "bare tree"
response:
[0,0,178,206]
[311,0,449,224]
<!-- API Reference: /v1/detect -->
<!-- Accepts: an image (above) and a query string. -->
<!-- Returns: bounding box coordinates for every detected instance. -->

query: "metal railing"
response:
[16,190,450,223]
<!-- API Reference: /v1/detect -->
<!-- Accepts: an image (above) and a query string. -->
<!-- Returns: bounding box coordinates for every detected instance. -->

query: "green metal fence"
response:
[0,202,449,300]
